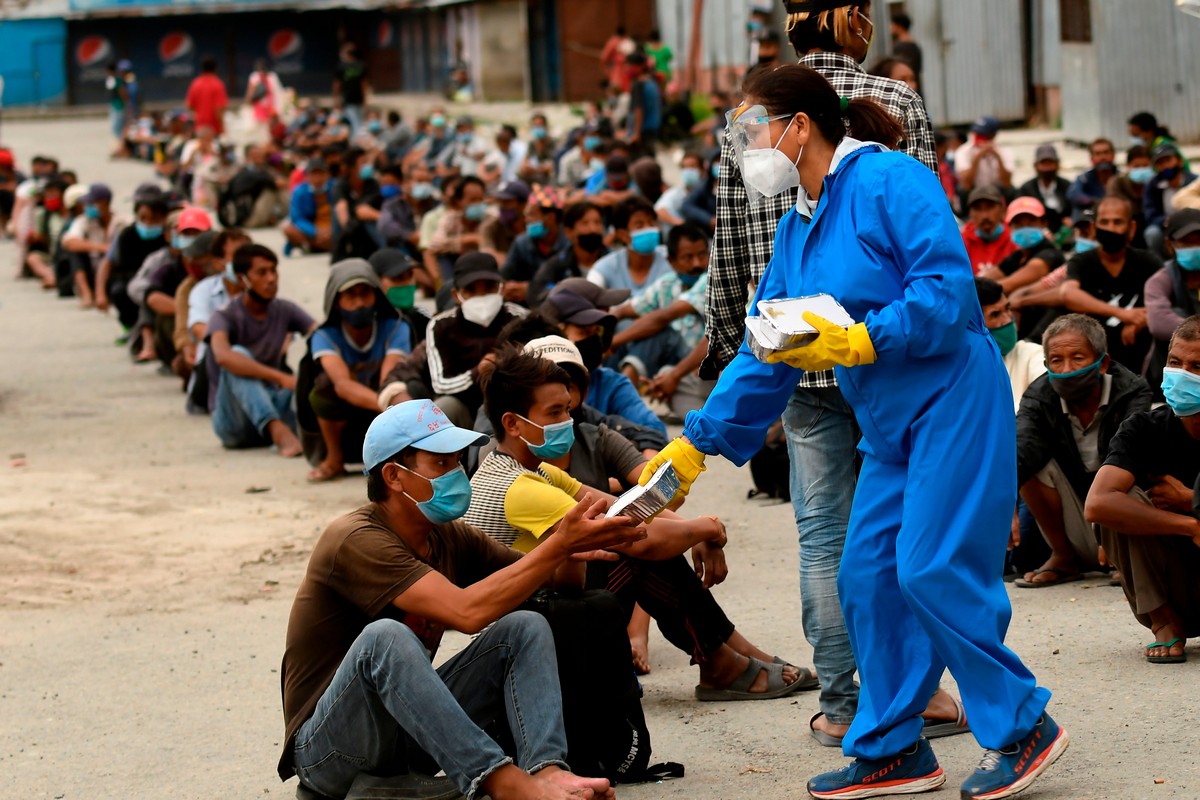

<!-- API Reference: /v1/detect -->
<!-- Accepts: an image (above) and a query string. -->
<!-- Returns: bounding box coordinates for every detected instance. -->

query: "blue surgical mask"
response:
[711,163,721,179]
[1074,238,1099,254]
[431,114,447,128]
[411,182,435,200]
[1131,136,1148,148]
[359,164,375,180]
[174,233,196,251]
[1011,227,1045,250]
[531,125,548,140]
[1047,358,1104,403]
[85,204,101,220]
[679,271,702,288]
[517,415,576,460]
[464,202,488,222]
[399,464,473,524]
[381,184,401,200]
[458,132,474,145]
[1129,166,1156,185]
[977,222,1005,243]
[136,222,163,240]
[584,135,603,152]
[368,120,384,134]
[527,221,547,239]
[630,227,660,255]
[1175,247,1200,272]
[1162,367,1200,417]
[224,261,237,283]
[680,167,702,190]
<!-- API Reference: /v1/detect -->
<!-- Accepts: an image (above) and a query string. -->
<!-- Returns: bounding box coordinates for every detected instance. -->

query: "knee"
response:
[358,619,426,662]
[492,609,554,650]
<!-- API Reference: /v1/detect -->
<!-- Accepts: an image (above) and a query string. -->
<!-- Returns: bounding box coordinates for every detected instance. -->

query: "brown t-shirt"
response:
[277,503,520,778]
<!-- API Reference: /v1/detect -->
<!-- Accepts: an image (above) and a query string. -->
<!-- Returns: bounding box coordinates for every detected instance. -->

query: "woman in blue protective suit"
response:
[640,66,1068,800]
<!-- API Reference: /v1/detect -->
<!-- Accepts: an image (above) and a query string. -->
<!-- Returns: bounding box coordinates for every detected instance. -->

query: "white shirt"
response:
[188,273,236,362]
[955,140,1015,190]
[1004,340,1046,414]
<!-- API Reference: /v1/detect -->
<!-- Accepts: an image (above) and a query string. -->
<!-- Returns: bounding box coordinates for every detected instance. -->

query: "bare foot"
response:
[79,298,94,309]
[630,633,650,675]
[812,713,850,740]
[307,460,344,483]
[267,420,303,458]
[483,764,595,800]
[538,766,614,800]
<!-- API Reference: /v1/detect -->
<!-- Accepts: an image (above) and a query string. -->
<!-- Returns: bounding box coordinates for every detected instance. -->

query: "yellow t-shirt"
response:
[464,453,582,553]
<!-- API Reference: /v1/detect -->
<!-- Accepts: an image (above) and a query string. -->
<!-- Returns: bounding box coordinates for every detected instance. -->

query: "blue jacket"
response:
[588,367,667,435]
[1144,171,1199,229]
[1066,167,1112,212]
[685,141,1010,466]
[289,180,335,238]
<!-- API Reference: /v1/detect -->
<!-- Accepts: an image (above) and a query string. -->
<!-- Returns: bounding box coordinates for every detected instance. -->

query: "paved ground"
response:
[2,114,1199,800]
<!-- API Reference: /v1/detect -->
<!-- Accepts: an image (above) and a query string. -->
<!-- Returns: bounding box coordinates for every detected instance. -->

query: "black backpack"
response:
[748,421,792,503]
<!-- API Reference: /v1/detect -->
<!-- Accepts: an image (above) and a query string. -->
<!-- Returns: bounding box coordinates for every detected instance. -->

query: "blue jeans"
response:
[293,613,568,799]
[211,346,295,448]
[781,384,860,725]
[343,104,363,137]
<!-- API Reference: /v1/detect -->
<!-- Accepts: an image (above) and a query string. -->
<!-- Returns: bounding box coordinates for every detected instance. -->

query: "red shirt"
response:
[185,73,229,134]
[961,223,1019,275]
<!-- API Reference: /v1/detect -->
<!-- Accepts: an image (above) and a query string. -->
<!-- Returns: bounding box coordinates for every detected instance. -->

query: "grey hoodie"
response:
[318,258,399,329]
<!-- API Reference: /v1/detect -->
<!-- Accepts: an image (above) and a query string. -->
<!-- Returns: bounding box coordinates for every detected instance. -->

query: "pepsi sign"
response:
[267,28,304,75]
[159,32,196,78]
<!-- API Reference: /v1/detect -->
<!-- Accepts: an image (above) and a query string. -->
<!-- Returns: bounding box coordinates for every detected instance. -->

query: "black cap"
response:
[307,157,330,174]
[605,155,629,176]
[453,252,503,288]
[1167,209,1200,241]
[1151,142,1182,163]
[82,182,113,203]
[550,278,630,309]
[1072,208,1096,228]
[368,248,418,280]
[541,290,616,327]
[966,185,1005,208]
[183,230,219,259]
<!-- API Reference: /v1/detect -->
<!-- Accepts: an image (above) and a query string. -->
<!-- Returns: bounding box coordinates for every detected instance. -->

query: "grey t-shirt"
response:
[567,422,648,494]
[205,297,314,408]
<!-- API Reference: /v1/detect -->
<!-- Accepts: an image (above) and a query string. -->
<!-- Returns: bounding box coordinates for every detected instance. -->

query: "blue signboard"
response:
[70,0,280,10]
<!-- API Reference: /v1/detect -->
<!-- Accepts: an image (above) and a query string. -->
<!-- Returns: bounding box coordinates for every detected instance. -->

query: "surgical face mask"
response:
[431,114,447,128]
[359,164,376,181]
[1162,367,1200,417]
[711,163,721,179]
[460,292,504,327]
[174,233,197,251]
[1095,227,1128,255]
[976,222,1005,243]
[464,202,488,223]
[584,135,603,152]
[136,222,163,240]
[854,13,875,60]
[531,125,548,140]
[989,320,1018,357]
[1175,247,1200,272]
[458,132,474,145]
[85,204,101,220]
[1011,227,1045,250]
[1129,166,1155,185]
[630,227,660,255]
[678,271,703,289]
[1074,238,1099,254]
[341,304,376,328]
[411,182,435,200]
[310,182,327,196]
[527,221,548,239]
[1046,357,1104,404]
[1131,136,1148,148]
[516,414,576,460]
[1160,166,1182,182]
[680,167,702,190]
[380,184,401,200]
[368,120,384,134]
[742,117,801,201]
[242,276,271,306]
[224,261,238,283]
[387,284,417,309]
[399,464,472,524]
[577,232,604,253]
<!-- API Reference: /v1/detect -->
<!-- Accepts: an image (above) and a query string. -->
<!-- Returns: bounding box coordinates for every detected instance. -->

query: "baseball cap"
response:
[492,180,531,203]
[550,278,630,309]
[369,248,418,280]
[362,399,489,473]
[966,185,1005,208]
[1151,142,1182,163]
[970,116,1000,137]
[307,157,330,174]
[541,289,616,327]
[176,206,213,232]
[452,252,503,288]
[605,155,630,177]
[1072,208,1096,228]
[1034,144,1059,163]
[183,230,219,259]
[524,335,586,372]
[83,183,113,204]
[0,149,13,169]
[1167,208,1200,241]
[117,59,133,72]
[1005,197,1046,223]
[64,184,89,208]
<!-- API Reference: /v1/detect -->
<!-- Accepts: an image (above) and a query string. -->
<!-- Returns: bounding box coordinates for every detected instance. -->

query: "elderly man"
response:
[1016,314,1151,587]
[1086,316,1200,664]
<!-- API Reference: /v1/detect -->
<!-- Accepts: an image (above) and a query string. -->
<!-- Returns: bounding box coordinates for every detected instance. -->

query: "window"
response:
[1060,0,1093,43]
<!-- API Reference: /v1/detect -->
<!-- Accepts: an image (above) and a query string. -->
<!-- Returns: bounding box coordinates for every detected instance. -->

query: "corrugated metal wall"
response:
[656,0,752,74]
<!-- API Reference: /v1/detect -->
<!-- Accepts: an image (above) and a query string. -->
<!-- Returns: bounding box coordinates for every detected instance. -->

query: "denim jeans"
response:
[211,346,295,448]
[343,104,364,137]
[781,384,860,724]
[293,612,569,799]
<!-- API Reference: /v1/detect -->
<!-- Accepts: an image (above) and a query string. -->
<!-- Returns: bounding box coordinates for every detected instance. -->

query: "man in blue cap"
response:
[278,398,642,800]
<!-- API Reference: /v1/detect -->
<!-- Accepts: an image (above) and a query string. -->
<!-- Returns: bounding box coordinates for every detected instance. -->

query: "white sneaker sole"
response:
[810,770,946,799]
[967,728,1070,800]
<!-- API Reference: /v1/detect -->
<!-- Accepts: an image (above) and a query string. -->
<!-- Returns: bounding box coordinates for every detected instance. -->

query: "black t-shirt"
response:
[334,60,367,105]
[1066,248,1162,310]
[998,243,1064,277]
[894,41,923,75]
[1104,405,1200,489]
[112,226,168,281]
[335,175,382,210]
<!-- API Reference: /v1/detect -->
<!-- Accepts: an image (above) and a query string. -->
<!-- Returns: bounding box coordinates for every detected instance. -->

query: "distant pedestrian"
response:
[106,61,132,158]
[186,56,229,137]
[890,13,923,90]
[244,59,284,144]
[333,43,369,137]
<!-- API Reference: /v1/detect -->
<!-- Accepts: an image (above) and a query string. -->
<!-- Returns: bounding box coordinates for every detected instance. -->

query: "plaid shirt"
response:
[702,52,939,385]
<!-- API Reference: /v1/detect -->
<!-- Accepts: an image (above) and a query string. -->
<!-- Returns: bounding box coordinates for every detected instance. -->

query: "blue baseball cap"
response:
[362,400,489,473]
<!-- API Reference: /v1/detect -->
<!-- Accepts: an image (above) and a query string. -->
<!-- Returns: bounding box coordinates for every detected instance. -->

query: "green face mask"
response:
[387,285,417,310]
[989,320,1018,357]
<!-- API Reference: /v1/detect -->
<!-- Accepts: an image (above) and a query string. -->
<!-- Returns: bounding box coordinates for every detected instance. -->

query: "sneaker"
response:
[960,713,1069,799]
[808,737,945,798]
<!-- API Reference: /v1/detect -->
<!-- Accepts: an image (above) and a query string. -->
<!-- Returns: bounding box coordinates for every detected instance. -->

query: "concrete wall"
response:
[476,0,525,101]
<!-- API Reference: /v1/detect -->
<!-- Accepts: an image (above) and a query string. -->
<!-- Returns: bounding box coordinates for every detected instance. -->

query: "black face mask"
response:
[757,53,777,65]
[247,288,272,305]
[1095,227,1128,255]
[342,305,376,328]
[577,233,604,253]
[575,335,604,372]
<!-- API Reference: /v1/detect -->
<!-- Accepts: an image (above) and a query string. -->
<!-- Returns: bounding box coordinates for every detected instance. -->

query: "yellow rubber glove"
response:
[638,437,707,499]
[764,311,877,371]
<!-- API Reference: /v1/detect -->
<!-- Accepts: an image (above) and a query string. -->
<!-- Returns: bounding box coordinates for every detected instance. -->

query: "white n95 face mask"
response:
[729,106,801,205]
[461,293,504,327]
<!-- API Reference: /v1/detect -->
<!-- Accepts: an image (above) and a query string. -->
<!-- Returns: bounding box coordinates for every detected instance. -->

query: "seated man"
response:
[502,185,569,306]
[980,197,1065,295]
[207,243,315,455]
[1086,316,1200,664]
[610,223,715,416]
[1015,314,1151,587]
[131,206,214,364]
[467,347,814,701]
[182,229,253,409]
[960,185,1018,275]
[305,260,411,483]
[587,197,672,301]
[279,398,638,799]
[1143,142,1198,256]
[528,201,609,308]
[282,157,335,255]
[976,277,1046,413]
[1145,208,1200,396]
[60,182,122,308]
[368,248,431,347]
[95,187,169,333]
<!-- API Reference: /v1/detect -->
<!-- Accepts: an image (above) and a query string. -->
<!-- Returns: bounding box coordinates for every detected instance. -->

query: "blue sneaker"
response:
[808,738,945,798]
[960,713,1069,799]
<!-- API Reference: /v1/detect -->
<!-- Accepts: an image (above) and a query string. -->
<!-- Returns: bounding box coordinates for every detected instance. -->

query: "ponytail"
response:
[844,97,903,149]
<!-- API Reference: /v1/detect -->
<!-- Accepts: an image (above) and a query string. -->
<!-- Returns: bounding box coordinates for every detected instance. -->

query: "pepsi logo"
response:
[159,32,195,63]
[76,35,113,68]
[268,29,303,61]
[378,20,394,48]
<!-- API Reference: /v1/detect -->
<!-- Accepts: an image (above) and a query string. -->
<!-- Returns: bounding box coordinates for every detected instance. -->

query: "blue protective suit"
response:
[684,140,1050,758]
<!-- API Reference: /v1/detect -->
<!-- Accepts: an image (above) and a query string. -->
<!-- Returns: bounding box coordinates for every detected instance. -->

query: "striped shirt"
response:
[463,451,582,553]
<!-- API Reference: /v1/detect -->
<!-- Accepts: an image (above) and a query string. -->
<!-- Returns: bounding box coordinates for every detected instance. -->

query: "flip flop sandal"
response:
[773,656,821,690]
[1013,567,1084,588]
[1145,637,1188,664]
[809,712,844,748]
[922,693,972,739]
[695,656,806,701]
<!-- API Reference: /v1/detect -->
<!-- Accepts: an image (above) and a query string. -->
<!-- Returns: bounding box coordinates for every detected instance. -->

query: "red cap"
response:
[0,149,14,168]
[176,206,213,232]
[1005,197,1046,223]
